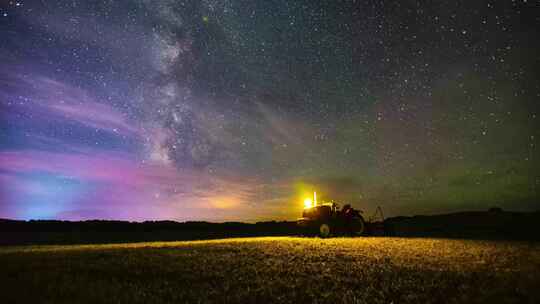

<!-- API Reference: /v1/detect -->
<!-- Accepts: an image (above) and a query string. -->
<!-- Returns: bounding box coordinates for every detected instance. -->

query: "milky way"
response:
[1,1,539,221]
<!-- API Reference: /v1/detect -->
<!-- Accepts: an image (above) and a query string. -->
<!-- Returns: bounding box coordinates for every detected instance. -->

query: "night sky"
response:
[1,1,539,222]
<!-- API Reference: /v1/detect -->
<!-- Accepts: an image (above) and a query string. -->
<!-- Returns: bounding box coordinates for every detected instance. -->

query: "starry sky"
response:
[1,1,539,222]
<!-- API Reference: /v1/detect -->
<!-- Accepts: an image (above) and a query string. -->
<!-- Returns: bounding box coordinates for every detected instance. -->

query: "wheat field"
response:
[1,237,539,303]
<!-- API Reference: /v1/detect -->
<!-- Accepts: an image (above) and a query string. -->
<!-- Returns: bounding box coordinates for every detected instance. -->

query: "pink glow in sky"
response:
[0,71,298,222]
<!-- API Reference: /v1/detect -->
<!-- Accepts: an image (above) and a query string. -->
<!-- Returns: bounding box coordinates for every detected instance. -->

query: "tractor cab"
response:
[301,204,333,221]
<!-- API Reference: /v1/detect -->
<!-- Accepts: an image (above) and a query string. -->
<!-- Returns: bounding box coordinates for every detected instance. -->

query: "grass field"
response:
[1,237,539,303]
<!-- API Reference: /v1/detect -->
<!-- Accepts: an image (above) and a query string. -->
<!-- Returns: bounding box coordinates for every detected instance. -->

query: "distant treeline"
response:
[0,220,299,245]
[386,209,540,241]
[1,209,539,245]
[0,219,297,233]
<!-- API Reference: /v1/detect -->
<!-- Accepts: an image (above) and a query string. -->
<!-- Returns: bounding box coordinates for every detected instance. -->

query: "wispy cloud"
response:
[1,71,141,138]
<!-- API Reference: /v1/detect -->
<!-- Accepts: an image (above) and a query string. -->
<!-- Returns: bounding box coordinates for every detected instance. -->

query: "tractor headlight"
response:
[303,198,313,209]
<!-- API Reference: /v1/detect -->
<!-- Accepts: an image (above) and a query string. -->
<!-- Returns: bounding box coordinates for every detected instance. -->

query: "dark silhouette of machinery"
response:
[297,192,389,237]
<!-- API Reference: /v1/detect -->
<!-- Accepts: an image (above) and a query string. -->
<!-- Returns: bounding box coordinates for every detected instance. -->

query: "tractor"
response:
[297,192,389,237]
[297,192,367,237]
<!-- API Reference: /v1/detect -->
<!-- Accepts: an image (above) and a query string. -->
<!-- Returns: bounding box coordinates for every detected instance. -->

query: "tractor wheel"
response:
[350,217,366,236]
[319,223,331,238]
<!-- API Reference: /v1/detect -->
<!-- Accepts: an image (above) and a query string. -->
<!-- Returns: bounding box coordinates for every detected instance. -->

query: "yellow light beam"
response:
[303,197,313,209]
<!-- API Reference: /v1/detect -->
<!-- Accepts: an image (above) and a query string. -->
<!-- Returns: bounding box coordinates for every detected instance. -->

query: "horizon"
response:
[1,205,537,224]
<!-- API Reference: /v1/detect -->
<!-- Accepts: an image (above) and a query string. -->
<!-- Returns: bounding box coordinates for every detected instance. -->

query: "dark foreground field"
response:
[1,237,539,303]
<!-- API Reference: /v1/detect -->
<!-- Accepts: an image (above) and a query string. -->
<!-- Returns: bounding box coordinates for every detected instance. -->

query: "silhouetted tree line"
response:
[0,219,299,245]
[1,209,539,245]
[0,219,298,233]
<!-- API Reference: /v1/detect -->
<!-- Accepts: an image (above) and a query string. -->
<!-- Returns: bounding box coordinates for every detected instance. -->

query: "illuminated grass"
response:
[1,237,539,303]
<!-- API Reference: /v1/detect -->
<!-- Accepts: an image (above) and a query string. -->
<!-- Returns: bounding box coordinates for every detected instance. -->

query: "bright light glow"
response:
[304,197,313,209]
